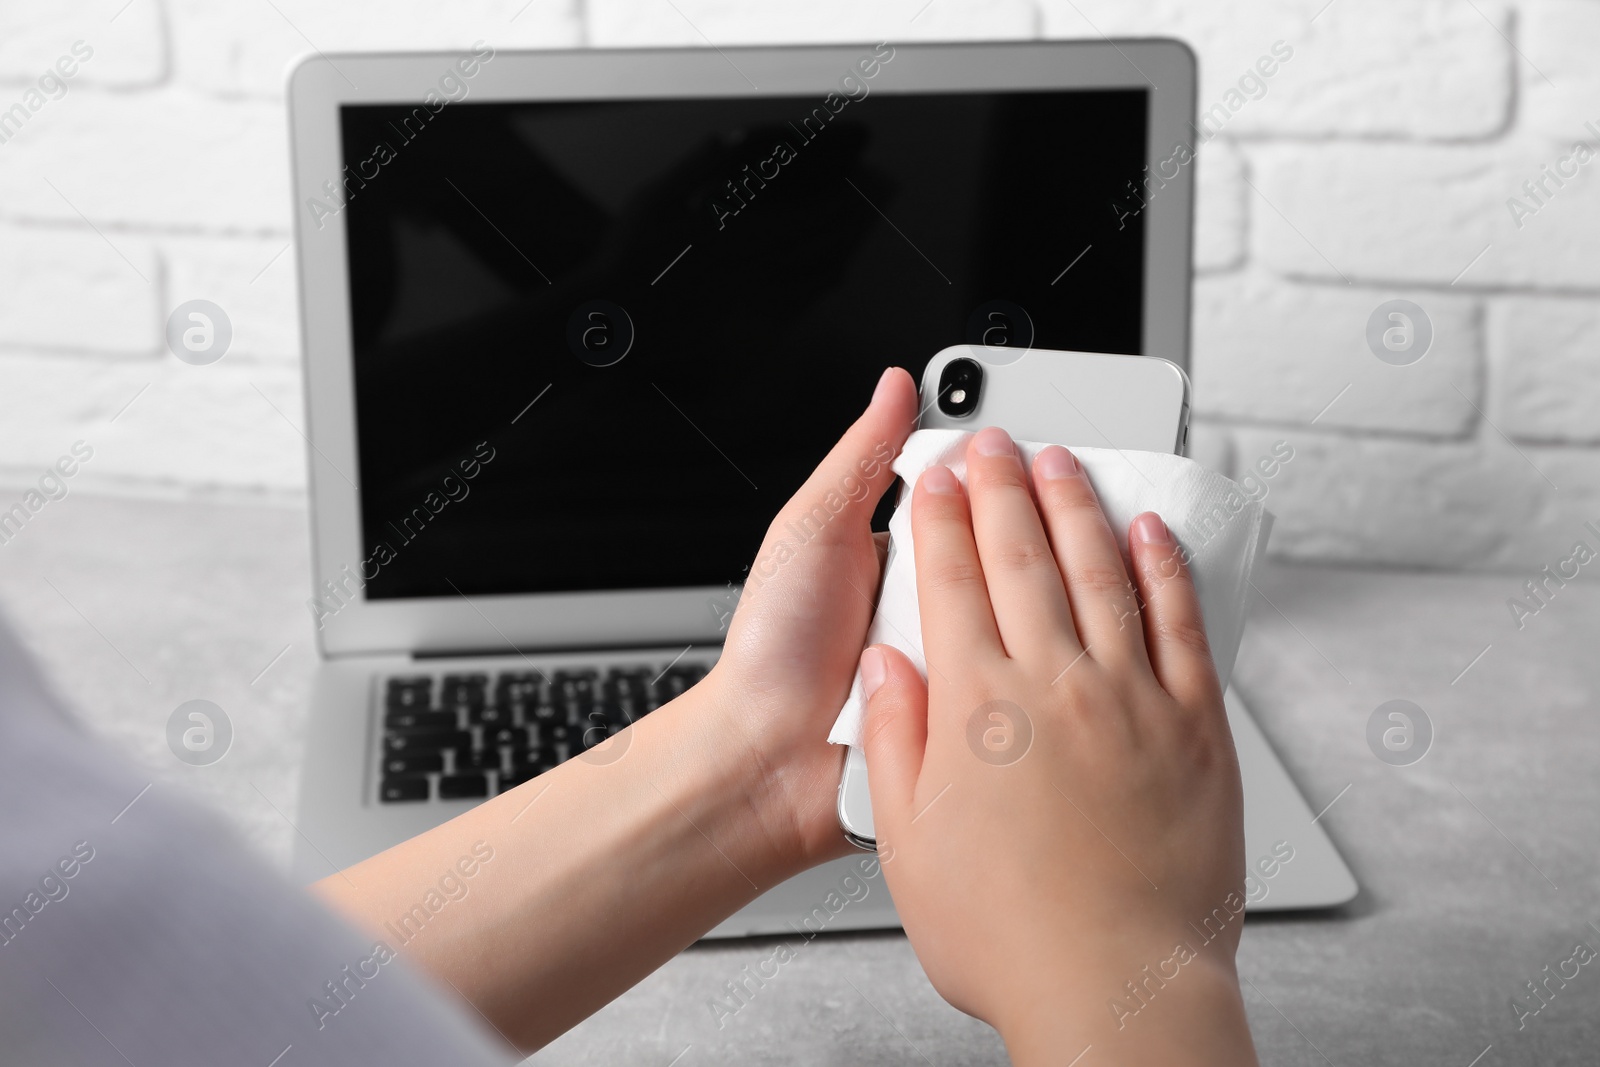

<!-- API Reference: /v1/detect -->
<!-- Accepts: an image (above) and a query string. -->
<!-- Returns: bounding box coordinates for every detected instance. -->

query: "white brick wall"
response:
[1,0,1594,572]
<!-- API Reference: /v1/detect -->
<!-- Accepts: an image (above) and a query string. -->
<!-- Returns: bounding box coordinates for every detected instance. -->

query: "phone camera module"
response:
[937,358,983,418]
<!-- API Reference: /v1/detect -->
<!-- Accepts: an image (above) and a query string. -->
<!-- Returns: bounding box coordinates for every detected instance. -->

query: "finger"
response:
[859,645,929,824]
[873,530,891,572]
[963,428,1079,662]
[1128,512,1224,711]
[911,464,1005,665]
[764,367,915,559]
[1033,446,1150,670]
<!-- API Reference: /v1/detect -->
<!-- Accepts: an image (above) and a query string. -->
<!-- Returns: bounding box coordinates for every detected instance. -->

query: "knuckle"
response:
[1067,560,1132,598]
[988,536,1056,573]
[922,558,987,596]
[1139,546,1192,589]
[1155,613,1213,660]
[861,700,902,749]
[1044,480,1106,516]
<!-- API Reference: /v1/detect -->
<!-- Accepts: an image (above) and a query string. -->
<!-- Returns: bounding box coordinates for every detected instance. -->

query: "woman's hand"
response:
[701,366,918,874]
[859,428,1258,1066]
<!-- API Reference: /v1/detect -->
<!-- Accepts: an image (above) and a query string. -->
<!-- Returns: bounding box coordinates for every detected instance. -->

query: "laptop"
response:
[285,39,1356,937]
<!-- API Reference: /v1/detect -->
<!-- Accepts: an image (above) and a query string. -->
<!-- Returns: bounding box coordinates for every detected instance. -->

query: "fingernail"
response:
[974,426,1014,457]
[1036,446,1081,481]
[860,647,887,699]
[871,367,897,407]
[921,465,961,495]
[1132,512,1172,545]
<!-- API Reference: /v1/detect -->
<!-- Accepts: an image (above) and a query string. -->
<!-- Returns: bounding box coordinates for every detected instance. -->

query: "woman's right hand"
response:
[859,427,1258,1066]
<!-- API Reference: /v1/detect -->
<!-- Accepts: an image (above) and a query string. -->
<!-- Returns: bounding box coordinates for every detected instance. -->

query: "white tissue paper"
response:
[828,428,1274,746]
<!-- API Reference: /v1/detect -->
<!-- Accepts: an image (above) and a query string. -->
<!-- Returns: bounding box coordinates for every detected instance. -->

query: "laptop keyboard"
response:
[376,659,710,803]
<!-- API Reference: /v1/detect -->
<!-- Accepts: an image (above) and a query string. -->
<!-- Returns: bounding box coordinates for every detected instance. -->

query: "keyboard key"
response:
[552,670,598,704]
[383,754,443,776]
[605,670,651,719]
[440,673,488,709]
[560,702,595,729]
[495,672,543,707]
[513,748,559,775]
[442,672,488,693]
[439,773,490,800]
[385,677,433,711]
[383,730,472,754]
[552,667,597,687]
[486,725,530,750]
[469,705,514,727]
[381,777,431,803]
[456,749,504,773]
[515,736,571,769]
[606,668,650,696]
[384,709,458,731]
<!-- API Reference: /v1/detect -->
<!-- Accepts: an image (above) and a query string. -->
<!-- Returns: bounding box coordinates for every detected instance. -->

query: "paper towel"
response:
[828,428,1274,746]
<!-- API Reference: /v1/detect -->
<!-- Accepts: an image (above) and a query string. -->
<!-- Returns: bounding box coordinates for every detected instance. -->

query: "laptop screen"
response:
[339,88,1148,600]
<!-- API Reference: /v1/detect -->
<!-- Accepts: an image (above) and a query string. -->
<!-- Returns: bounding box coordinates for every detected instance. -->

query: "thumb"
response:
[859,645,928,831]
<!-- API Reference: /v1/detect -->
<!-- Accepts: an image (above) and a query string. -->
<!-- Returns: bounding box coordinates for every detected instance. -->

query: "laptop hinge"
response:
[407,637,726,661]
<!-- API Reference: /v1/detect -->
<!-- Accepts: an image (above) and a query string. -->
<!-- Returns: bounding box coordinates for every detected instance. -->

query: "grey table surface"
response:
[2,493,1597,1066]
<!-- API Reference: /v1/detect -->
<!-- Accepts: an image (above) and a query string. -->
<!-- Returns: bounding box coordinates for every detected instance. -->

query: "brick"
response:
[0,353,307,494]
[1248,138,1600,289]
[0,224,157,354]
[1231,427,1556,570]
[0,1,164,88]
[1039,0,1509,139]
[1192,274,1481,435]
[0,91,287,232]
[161,236,300,364]
[1497,448,1600,571]
[1195,137,1245,273]
[1488,296,1600,445]
[588,0,1037,45]
[169,0,581,97]
[1520,0,1600,143]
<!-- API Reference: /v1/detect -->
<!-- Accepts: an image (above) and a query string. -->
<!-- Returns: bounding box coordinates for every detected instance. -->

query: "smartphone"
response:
[837,345,1192,848]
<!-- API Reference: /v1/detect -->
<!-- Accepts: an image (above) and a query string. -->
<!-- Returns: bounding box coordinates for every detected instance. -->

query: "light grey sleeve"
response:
[0,617,519,1067]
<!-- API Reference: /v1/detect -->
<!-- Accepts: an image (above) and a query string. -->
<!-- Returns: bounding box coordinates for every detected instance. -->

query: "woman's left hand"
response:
[702,366,917,873]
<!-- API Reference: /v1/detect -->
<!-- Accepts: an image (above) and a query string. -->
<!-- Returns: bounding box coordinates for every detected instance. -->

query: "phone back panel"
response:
[919,345,1190,454]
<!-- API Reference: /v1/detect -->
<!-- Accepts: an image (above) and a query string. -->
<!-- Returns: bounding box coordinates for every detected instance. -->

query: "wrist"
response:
[997,951,1256,1067]
[648,673,845,888]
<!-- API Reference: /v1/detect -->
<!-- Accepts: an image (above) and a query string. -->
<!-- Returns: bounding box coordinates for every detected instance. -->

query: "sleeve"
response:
[0,614,520,1067]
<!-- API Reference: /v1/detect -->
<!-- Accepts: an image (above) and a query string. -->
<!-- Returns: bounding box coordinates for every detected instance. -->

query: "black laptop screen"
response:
[338,87,1148,600]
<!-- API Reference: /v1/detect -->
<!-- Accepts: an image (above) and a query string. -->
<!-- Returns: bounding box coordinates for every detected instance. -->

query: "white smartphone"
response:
[836,345,1192,848]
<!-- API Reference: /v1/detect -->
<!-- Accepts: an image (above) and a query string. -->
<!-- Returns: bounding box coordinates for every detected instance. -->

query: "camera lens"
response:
[937,358,983,418]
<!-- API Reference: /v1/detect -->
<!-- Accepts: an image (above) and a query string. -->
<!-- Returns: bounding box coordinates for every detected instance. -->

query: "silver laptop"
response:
[285,39,1355,936]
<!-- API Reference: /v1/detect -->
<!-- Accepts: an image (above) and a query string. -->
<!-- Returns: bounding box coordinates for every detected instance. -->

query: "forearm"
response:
[312,678,807,1051]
